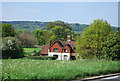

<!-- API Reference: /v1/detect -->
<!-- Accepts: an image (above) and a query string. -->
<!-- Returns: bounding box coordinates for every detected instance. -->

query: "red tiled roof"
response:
[40,41,76,55]
[41,45,50,54]
[61,41,76,47]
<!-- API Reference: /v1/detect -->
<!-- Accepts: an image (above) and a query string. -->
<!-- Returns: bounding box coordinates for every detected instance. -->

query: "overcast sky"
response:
[1,2,118,26]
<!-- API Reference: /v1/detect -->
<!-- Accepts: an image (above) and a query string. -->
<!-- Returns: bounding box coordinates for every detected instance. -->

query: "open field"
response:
[23,48,41,55]
[2,59,120,80]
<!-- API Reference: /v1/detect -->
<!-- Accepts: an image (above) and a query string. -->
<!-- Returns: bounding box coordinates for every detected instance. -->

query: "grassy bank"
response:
[2,59,120,80]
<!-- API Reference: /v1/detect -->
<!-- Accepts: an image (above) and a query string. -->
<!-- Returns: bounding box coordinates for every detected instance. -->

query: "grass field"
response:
[23,48,41,55]
[2,59,120,80]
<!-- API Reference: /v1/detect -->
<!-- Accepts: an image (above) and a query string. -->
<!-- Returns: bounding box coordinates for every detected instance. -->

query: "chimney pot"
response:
[67,35,71,41]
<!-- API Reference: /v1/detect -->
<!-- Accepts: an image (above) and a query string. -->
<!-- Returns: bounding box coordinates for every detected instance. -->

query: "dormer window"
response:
[64,49,68,52]
[53,48,58,52]
[72,47,75,49]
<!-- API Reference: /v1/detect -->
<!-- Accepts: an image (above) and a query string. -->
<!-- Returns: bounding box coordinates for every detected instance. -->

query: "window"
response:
[72,47,76,49]
[64,49,68,52]
[53,48,58,52]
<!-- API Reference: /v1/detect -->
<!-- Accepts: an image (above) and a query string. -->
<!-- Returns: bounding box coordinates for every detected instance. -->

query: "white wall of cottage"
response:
[48,49,70,60]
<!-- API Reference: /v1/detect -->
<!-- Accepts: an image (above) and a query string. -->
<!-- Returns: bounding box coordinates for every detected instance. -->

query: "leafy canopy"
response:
[101,31,120,60]
[76,19,112,59]
[34,29,51,45]
[0,23,15,37]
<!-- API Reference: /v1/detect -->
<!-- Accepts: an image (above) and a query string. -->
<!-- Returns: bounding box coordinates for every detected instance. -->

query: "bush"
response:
[24,56,56,60]
[28,50,40,56]
[2,37,23,59]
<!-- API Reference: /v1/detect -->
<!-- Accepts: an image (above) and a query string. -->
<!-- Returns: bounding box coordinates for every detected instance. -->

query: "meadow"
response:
[23,48,41,56]
[2,59,120,80]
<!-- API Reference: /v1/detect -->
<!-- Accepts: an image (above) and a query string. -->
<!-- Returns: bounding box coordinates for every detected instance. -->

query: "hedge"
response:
[24,56,56,60]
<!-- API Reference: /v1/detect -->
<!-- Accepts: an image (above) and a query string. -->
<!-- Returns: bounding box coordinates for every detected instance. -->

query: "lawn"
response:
[2,59,120,80]
[23,48,41,55]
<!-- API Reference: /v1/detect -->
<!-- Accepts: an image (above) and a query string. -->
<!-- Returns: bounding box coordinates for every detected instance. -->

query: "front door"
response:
[64,55,68,60]
[53,55,58,59]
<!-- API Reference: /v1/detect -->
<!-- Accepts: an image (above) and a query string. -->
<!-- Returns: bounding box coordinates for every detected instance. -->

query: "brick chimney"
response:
[67,35,71,42]
[49,40,52,46]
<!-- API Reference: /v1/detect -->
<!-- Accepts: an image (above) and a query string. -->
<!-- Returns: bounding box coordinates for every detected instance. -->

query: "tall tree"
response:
[0,23,15,37]
[46,21,72,42]
[17,31,36,47]
[51,26,70,40]
[34,29,51,45]
[76,19,112,59]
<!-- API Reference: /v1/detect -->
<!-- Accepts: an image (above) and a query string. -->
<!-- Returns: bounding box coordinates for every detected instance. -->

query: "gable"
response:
[63,44,72,53]
[64,44,71,49]
[49,41,63,52]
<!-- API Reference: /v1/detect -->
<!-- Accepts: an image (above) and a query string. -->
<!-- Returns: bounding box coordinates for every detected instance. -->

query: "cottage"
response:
[40,36,76,60]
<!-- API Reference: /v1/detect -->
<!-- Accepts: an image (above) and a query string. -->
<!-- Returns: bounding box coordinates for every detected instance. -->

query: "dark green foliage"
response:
[34,21,75,46]
[50,26,70,41]
[112,26,119,31]
[24,56,56,60]
[30,50,41,56]
[46,20,72,30]
[71,23,89,31]
[1,21,47,32]
[2,37,23,58]
[46,21,72,42]
[101,31,120,60]
[0,23,15,37]
[34,29,51,45]
[1,21,118,33]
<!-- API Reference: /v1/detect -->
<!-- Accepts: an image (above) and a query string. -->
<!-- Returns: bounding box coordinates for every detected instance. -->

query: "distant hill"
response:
[1,21,119,32]
[1,21,48,32]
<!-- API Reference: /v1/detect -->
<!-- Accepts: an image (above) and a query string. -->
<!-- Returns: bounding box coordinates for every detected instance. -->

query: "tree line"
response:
[1,21,119,32]
[1,19,120,60]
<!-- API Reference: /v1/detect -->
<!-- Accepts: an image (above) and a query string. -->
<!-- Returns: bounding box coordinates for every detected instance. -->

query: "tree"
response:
[34,29,51,45]
[49,35,59,43]
[0,23,15,37]
[2,37,23,58]
[76,19,112,59]
[51,26,69,40]
[46,20,72,31]
[17,31,36,47]
[101,31,120,60]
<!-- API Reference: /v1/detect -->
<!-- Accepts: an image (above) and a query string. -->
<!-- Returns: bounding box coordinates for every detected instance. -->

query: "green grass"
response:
[2,59,120,80]
[23,48,41,55]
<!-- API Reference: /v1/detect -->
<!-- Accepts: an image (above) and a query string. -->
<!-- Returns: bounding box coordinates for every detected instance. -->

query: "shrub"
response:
[29,50,40,56]
[24,56,56,60]
[2,37,23,59]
